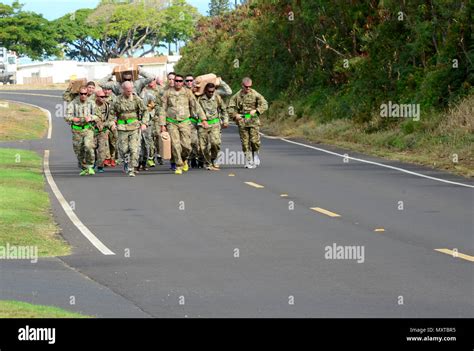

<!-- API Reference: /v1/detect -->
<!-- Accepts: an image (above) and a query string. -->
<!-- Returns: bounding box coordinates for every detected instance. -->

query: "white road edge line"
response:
[43,150,115,255]
[249,128,473,189]
[2,99,52,139]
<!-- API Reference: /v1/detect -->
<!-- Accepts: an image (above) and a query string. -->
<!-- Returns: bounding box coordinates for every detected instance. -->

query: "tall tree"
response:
[0,1,60,59]
[53,0,200,61]
[208,0,231,16]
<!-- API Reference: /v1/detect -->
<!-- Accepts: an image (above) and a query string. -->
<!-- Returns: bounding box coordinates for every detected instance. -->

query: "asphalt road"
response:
[1,90,473,317]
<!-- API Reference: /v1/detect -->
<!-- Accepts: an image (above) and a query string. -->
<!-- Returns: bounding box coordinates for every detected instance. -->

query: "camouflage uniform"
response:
[64,99,98,170]
[140,86,164,165]
[98,69,155,96]
[104,93,118,161]
[110,94,148,171]
[93,101,114,168]
[197,93,229,167]
[160,88,205,170]
[227,88,268,162]
[187,86,201,166]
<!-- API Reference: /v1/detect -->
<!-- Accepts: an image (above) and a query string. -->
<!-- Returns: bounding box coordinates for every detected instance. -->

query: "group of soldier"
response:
[63,67,268,177]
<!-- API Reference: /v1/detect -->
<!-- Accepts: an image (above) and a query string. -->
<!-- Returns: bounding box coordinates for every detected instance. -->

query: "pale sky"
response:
[2,0,210,19]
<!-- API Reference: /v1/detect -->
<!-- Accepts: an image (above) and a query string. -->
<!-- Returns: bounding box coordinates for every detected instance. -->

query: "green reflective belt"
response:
[117,118,138,125]
[243,113,257,119]
[72,124,91,130]
[166,117,190,124]
[189,117,198,124]
[204,118,220,125]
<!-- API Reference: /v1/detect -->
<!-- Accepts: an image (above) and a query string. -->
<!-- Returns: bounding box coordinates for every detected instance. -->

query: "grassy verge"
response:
[0,300,91,318]
[0,148,70,257]
[263,95,474,178]
[0,100,48,141]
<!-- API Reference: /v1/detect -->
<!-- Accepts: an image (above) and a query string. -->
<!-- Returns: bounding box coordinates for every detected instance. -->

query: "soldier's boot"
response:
[157,155,164,165]
[123,162,129,174]
[175,168,182,175]
[211,159,220,169]
[147,158,155,167]
[198,159,204,168]
[97,167,105,173]
[79,168,88,176]
[88,166,96,175]
[183,160,189,172]
[253,152,261,167]
[190,158,197,168]
[170,162,176,171]
[110,159,116,167]
[128,170,136,177]
[244,154,255,169]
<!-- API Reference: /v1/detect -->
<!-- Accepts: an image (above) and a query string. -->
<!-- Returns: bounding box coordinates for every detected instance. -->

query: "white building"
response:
[16,61,115,85]
[16,55,181,85]
[108,55,181,81]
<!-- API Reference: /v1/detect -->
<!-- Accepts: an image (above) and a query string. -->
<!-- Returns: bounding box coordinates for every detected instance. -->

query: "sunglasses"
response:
[174,80,184,83]
[97,95,106,98]
[243,85,252,88]
[185,79,194,82]
[79,93,88,95]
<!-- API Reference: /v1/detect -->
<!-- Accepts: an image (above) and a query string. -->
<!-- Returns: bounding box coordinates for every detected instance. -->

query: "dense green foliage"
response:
[176,0,474,124]
[0,1,60,59]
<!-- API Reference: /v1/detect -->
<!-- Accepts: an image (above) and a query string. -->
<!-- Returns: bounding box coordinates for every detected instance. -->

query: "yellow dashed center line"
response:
[435,249,474,262]
[310,207,341,218]
[280,194,288,197]
[374,228,385,232]
[228,173,235,177]
[244,181,264,189]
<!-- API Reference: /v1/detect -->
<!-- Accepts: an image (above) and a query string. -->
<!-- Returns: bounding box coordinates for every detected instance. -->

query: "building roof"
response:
[108,56,168,65]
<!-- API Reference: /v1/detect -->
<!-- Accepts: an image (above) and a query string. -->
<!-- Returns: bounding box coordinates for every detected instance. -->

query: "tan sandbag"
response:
[194,73,218,96]
[114,64,139,82]
[159,131,172,160]
[69,78,87,93]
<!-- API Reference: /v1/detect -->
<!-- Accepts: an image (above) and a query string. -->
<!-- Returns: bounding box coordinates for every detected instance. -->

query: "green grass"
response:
[0,100,48,141]
[262,95,474,178]
[0,148,71,257]
[0,300,91,318]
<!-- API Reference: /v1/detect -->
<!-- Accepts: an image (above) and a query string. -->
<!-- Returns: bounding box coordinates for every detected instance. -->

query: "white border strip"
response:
[43,150,115,255]
[2,99,52,139]
[254,129,473,189]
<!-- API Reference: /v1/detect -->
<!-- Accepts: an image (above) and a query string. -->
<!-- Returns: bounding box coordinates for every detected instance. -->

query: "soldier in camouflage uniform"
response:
[159,74,206,175]
[228,77,268,169]
[185,75,201,168]
[103,87,118,166]
[98,67,155,96]
[197,83,229,170]
[93,89,114,173]
[64,87,99,176]
[110,81,148,177]
[141,79,165,166]
[63,81,96,103]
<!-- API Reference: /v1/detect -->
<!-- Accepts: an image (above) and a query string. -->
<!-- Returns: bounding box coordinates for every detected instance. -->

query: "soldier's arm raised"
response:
[138,67,155,85]
[216,79,232,97]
